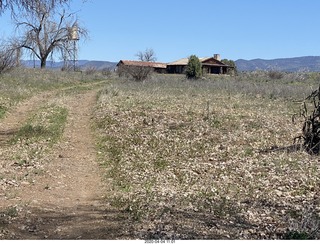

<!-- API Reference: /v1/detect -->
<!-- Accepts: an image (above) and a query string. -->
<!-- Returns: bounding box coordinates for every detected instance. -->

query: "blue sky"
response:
[1,0,320,62]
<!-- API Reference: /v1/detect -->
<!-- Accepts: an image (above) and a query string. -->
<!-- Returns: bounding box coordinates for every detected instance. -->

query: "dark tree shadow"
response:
[0,203,133,240]
[2,196,319,240]
[133,198,320,240]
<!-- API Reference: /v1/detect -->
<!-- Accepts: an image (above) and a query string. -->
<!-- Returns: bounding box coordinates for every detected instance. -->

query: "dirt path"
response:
[0,86,129,239]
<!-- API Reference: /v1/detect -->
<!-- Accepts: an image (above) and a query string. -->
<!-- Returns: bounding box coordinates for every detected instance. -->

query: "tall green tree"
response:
[186,55,202,79]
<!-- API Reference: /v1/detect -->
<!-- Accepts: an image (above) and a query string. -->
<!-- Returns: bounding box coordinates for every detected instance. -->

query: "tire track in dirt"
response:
[1,86,129,239]
[0,91,56,203]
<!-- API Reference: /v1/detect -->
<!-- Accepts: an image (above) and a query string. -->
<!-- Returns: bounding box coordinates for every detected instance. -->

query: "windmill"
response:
[68,22,79,71]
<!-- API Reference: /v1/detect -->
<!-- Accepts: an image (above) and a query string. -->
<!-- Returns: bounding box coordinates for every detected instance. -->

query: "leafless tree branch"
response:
[12,0,87,68]
[0,40,20,74]
[136,48,157,62]
[0,0,69,15]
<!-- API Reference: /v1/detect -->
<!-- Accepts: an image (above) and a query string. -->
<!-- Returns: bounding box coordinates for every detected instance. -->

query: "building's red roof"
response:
[118,60,167,69]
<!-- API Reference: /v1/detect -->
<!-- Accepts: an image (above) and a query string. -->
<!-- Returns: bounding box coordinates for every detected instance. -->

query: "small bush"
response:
[101,67,113,77]
[268,70,284,80]
[118,65,153,81]
[84,66,97,75]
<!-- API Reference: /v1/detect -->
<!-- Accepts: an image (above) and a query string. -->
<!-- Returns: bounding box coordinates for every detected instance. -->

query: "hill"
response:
[235,56,320,72]
[21,60,117,70]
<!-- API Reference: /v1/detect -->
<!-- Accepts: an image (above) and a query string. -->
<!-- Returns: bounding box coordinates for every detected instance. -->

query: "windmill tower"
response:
[68,22,79,71]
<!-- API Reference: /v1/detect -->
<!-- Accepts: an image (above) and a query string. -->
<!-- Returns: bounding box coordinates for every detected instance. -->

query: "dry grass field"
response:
[0,68,104,119]
[94,73,320,239]
[1,69,320,239]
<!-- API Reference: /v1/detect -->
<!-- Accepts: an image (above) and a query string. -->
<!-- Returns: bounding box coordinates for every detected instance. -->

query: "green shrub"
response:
[186,55,202,79]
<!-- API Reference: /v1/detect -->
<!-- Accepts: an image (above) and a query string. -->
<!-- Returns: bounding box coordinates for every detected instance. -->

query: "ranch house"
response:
[167,54,232,75]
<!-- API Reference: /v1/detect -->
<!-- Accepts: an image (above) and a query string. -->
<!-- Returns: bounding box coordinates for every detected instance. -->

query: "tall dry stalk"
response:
[295,85,320,154]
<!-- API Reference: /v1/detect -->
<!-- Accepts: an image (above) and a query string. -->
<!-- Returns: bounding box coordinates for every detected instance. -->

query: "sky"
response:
[1,0,320,62]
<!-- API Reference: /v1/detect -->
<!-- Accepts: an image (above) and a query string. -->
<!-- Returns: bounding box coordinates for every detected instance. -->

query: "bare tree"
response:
[0,41,19,74]
[13,1,87,68]
[0,0,69,14]
[136,48,157,62]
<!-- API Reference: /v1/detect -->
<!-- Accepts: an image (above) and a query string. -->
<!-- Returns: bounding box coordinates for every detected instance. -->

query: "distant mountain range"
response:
[235,56,320,72]
[21,56,320,72]
[21,60,117,70]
